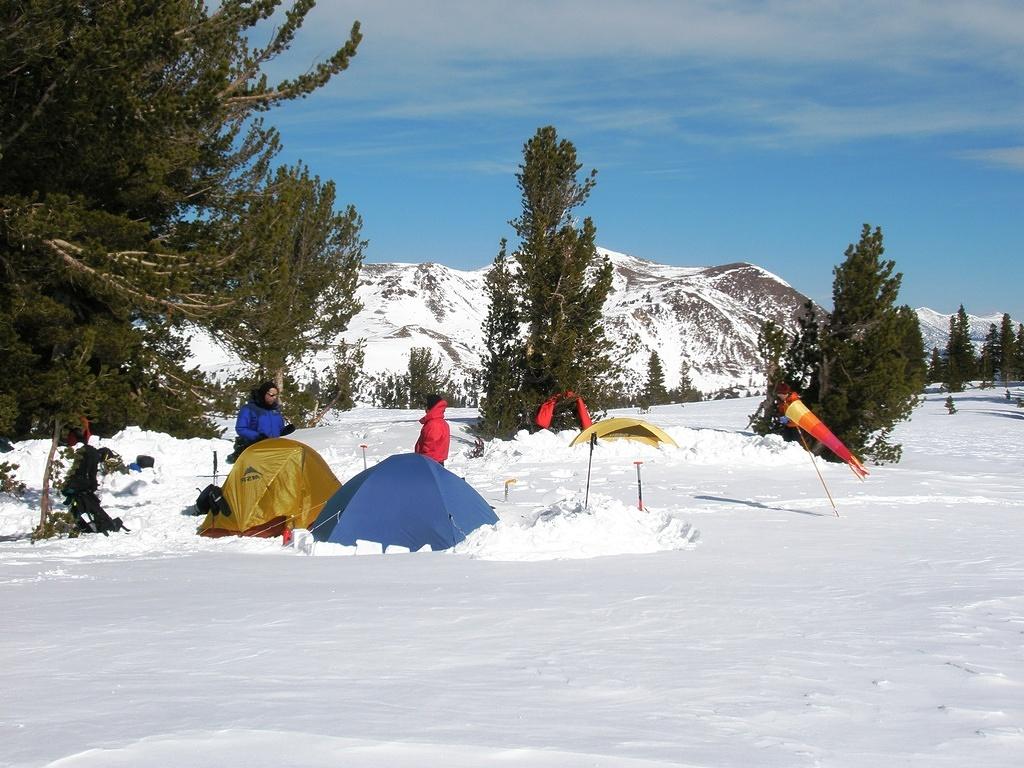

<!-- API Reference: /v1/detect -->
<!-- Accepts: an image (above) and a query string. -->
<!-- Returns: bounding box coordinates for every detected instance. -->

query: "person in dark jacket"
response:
[414,394,450,465]
[227,381,295,464]
[63,422,129,535]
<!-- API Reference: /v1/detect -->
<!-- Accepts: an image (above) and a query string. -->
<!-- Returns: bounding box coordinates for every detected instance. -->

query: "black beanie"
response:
[255,381,278,401]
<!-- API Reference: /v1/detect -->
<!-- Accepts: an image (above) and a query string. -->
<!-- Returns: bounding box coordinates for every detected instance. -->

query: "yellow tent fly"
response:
[569,417,678,448]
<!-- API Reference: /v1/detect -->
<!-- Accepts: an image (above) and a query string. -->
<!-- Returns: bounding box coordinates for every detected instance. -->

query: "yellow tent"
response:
[199,438,341,538]
[569,417,678,448]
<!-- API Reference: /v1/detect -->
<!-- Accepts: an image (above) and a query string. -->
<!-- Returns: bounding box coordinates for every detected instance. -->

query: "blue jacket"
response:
[235,396,285,442]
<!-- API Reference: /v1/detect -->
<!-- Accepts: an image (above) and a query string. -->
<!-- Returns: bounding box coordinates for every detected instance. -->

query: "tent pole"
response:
[584,433,597,508]
[798,430,840,517]
[633,460,644,510]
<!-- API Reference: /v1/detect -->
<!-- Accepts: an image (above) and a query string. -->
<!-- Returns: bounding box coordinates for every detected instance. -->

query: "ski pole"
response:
[359,443,368,471]
[584,433,597,508]
[633,460,644,510]
[212,451,219,483]
[798,429,840,517]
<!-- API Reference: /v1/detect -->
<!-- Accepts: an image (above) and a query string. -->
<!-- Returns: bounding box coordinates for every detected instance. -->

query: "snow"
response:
[2,390,1023,767]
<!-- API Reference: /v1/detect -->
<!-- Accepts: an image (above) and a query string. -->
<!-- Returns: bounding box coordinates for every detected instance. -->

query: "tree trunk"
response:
[38,417,63,530]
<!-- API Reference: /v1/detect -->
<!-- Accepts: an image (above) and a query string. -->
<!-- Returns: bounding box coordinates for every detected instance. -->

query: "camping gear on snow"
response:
[584,433,597,508]
[310,453,498,552]
[135,455,155,469]
[194,483,231,517]
[535,391,592,430]
[195,451,221,484]
[569,417,678,448]
[62,443,129,535]
[633,460,645,510]
[198,438,340,538]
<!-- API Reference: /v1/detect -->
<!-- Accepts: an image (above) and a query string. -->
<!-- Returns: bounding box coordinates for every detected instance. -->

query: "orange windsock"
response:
[783,398,869,479]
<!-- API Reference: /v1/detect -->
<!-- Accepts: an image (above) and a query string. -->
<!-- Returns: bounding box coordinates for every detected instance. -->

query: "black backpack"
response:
[194,484,232,517]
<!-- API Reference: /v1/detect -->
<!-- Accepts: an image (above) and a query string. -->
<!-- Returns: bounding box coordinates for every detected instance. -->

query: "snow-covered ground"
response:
[1,390,1022,767]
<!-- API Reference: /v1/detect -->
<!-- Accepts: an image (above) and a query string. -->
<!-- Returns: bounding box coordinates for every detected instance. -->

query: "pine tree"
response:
[672,360,701,403]
[783,300,823,401]
[478,241,527,437]
[305,342,365,424]
[944,305,974,392]
[816,225,925,463]
[206,163,365,397]
[482,126,616,435]
[927,347,945,384]
[997,313,1017,383]
[896,305,928,390]
[1018,324,1024,381]
[372,372,410,410]
[644,353,670,406]
[978,323,998,387]
[407,347,452,410]
[749,319,789,435]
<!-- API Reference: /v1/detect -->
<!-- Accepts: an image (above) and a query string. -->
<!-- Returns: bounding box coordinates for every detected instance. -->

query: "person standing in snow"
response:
[414,394,450,465]
[227,381,295,464]
[772,382,801,443]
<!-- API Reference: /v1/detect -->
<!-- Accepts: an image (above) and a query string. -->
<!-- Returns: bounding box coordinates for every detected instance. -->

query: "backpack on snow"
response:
[194,484,232,517]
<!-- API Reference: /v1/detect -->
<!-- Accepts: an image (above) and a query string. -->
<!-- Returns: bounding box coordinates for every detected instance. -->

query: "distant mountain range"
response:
[191,249,1017,396]
[338,249,809,395]
[913,307,1018,352]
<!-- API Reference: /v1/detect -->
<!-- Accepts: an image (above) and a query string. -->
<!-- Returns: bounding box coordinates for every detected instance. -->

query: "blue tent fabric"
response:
[310,453,497,551]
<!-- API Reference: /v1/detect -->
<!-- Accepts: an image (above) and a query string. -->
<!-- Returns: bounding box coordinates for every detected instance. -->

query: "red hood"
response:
[420,399,448,423]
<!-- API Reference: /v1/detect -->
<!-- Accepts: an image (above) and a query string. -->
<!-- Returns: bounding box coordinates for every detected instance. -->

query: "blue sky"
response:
[265,0,1024,318]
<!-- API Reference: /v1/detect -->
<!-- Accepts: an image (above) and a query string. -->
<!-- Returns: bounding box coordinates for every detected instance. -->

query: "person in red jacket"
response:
[414,394,450,465]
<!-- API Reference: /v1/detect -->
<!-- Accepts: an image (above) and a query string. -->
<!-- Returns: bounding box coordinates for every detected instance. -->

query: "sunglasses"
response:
[266,391,279,398]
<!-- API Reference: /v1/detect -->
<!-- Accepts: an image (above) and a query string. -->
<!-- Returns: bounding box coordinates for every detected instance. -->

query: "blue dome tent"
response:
[309,453,498,551]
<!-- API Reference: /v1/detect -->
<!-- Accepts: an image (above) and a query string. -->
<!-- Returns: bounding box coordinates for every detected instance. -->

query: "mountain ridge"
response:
[190,249,1018,397]
[334,248,811,395]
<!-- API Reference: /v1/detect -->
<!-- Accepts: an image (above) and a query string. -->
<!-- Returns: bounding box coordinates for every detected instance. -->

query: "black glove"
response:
[281,424,296,436]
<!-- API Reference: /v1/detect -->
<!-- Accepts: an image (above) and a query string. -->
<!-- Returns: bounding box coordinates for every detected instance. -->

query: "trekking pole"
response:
[798,430,840,518]
[359,444,368,471]
[584,433,597,508]
[633,460,644,510]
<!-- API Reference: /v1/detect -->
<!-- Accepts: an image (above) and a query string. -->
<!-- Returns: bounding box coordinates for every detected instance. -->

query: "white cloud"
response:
[265,1,1024,159]
[956,146,1024,170]
[309,0,1024,64]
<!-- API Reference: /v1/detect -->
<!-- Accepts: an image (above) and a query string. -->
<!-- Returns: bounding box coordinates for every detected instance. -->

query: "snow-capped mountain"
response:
[914,307,1018,352]
[193,250,1019,398]
[336,248,812,395]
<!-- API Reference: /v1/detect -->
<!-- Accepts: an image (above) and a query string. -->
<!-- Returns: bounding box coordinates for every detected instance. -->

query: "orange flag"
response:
[783,398,869,479]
